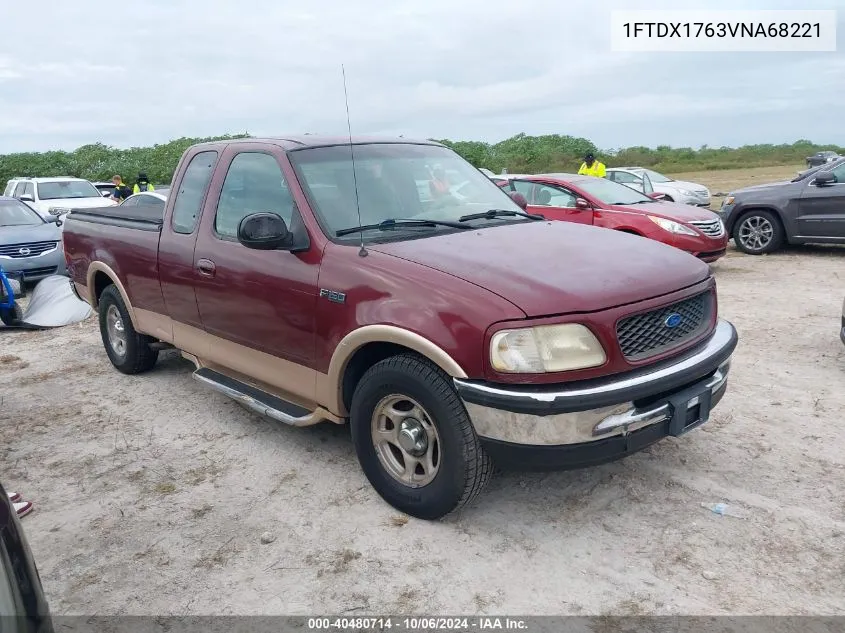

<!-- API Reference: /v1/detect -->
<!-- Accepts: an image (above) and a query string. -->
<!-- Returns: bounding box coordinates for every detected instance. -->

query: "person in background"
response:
[133,172,155,194]
[429,165,451,198]
[110,175,131,202]
[577,152,606,178]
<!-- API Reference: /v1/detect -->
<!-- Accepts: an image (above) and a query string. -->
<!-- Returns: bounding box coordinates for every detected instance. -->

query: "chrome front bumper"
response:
[455,319,737,448]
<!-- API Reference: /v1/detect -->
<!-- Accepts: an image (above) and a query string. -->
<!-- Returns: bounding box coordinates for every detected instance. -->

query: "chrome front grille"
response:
[689,219,724,238]
[616,291,713,361]
[0,241,58,258]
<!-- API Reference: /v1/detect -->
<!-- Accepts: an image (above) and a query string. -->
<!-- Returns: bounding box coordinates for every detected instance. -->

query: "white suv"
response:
[4,177,114,220]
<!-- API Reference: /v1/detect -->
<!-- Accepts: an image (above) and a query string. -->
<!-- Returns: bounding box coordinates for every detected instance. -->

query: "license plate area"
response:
[667,383,713,436]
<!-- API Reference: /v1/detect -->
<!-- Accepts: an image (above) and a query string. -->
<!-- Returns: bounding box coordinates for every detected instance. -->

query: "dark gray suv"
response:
[718,158,845,254]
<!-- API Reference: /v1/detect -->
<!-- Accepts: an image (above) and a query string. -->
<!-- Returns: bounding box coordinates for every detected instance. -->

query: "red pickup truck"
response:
[63,136,738,520]
[498,174,729,262]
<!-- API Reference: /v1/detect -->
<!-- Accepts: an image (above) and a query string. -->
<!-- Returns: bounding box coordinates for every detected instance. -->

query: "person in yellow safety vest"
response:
[133,172,155,194]
[577,152,606,178]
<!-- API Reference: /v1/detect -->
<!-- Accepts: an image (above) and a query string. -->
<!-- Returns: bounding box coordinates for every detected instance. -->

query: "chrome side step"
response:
[193,367,321,427]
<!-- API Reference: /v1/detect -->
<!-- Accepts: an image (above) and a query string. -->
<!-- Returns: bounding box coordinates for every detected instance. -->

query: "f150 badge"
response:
[320,288,346,304]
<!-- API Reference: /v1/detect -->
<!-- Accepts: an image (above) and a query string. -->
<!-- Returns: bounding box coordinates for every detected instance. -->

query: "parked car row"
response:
[3,177,116,221]
[493,172,728,263]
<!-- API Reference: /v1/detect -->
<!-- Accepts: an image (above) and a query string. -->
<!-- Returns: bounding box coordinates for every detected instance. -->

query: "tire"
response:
[349,354,492,520]
[662,195,674,202]
[98,285,158,374]
[0,303,22,326]
[732,210,784,255]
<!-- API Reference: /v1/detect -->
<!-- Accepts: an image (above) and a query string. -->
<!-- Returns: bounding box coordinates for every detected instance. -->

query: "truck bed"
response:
[67,205,163,229]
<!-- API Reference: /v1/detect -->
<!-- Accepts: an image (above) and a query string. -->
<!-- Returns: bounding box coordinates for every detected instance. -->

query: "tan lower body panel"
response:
[134,309,341,423]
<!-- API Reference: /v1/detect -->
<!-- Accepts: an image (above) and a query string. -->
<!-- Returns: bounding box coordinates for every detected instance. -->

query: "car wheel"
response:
[662,195,674,202]
[732,210,784,255]
[349,354,492,520]
[98,285,159,374]
[0,303,22,326]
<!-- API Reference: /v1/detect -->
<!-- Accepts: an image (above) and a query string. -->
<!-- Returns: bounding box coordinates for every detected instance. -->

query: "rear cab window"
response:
[171,151,218,234]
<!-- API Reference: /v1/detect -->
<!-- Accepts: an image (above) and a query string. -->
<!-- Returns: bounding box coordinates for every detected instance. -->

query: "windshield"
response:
[288,143,524,241]
[577,177,653,205]
[0,199,44,226]
[37,180,100,200]
[792,157,845,182]
[641,168,672,183]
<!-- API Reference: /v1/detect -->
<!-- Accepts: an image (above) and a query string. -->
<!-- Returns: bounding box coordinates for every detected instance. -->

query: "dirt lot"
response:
[2,165,844,616]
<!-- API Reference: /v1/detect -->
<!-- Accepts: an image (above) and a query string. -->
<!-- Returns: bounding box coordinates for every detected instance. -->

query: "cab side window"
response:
[172,151,218,234]
[215,152,295,239]
[830,163,845,183]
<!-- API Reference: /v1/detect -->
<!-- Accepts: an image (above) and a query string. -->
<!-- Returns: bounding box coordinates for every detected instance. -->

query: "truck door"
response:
[192,144,319,377]
[158,149,220,333]
[511,179,593,225]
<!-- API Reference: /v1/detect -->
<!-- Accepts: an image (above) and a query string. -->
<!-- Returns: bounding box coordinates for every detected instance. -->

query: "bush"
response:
[1,134,840,188]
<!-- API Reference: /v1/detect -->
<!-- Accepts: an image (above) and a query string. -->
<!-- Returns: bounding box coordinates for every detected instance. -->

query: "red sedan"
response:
[500,173,728,262]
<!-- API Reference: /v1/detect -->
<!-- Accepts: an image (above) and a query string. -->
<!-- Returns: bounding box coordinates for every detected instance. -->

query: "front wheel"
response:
[0,303,22,326]
[732,210,784,255]
[98,285,159,374]
[349,354,492,520]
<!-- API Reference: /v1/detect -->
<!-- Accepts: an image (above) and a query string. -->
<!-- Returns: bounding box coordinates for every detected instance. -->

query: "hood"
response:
[733,180,793,195]
[36,197,113,211]
[0,221,61,243]
[609,201,718,222]
[664,179,707,192]
[369,221,710,318]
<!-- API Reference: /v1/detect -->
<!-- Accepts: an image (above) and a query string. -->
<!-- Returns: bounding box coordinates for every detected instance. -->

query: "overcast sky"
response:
[0,0,843,154]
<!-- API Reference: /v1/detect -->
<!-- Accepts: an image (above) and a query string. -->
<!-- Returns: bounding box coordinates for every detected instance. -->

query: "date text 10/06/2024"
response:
[307,617,529,630]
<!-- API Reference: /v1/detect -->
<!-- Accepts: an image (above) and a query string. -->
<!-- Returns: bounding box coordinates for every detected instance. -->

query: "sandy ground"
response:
[2,235,845,615]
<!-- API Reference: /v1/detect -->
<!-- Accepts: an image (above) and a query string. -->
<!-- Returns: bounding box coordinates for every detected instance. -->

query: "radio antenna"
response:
[342,64,367,257]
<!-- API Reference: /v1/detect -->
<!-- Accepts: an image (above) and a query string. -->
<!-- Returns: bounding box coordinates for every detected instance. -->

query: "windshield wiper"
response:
[335,218,472,237]
[458,208,545,222]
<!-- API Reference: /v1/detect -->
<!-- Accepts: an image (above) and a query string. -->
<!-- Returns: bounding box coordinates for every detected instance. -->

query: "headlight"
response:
[723,195,735,206]
[490,323,606,373]
[647,215,698,236]
[677,189,694,196]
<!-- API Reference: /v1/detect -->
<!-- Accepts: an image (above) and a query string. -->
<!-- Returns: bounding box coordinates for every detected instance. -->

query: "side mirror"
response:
[19,194,34,203]
[237,212,293,250]
[508,192,529,210]
[55,219,63,227]
[647,192,667,200]
[575,198,591,210]
[814,171,835,186]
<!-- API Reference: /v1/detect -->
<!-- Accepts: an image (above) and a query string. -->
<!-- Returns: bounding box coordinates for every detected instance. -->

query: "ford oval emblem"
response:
[664,313,682,328]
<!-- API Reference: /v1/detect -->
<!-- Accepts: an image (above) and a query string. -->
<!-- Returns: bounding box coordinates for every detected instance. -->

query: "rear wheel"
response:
[733,210,784,255]
[98,285,158,374]
[349,354,492,520]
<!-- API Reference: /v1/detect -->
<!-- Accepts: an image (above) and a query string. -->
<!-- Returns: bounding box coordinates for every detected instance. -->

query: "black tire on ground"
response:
[0,303,22,326]
[349,354,492,520]
[98,285,159,374]
[732,209,784,255]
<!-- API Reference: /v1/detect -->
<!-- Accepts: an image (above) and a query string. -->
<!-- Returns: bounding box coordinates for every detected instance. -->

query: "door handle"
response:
[196,258,216,278]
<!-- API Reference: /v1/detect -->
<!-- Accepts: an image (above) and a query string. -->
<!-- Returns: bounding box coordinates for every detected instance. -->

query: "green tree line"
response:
[1,134,841,187]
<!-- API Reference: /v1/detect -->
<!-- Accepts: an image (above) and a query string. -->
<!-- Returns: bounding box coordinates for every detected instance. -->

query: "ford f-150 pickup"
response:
[62,136,738,520]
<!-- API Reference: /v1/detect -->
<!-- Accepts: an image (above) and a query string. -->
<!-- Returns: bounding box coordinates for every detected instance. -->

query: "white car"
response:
[4,177,115,221]
[606,167,711,207]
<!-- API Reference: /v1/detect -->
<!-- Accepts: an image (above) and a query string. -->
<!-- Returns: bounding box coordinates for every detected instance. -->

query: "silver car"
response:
[0,196,66,282]
[607,167,711,207]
